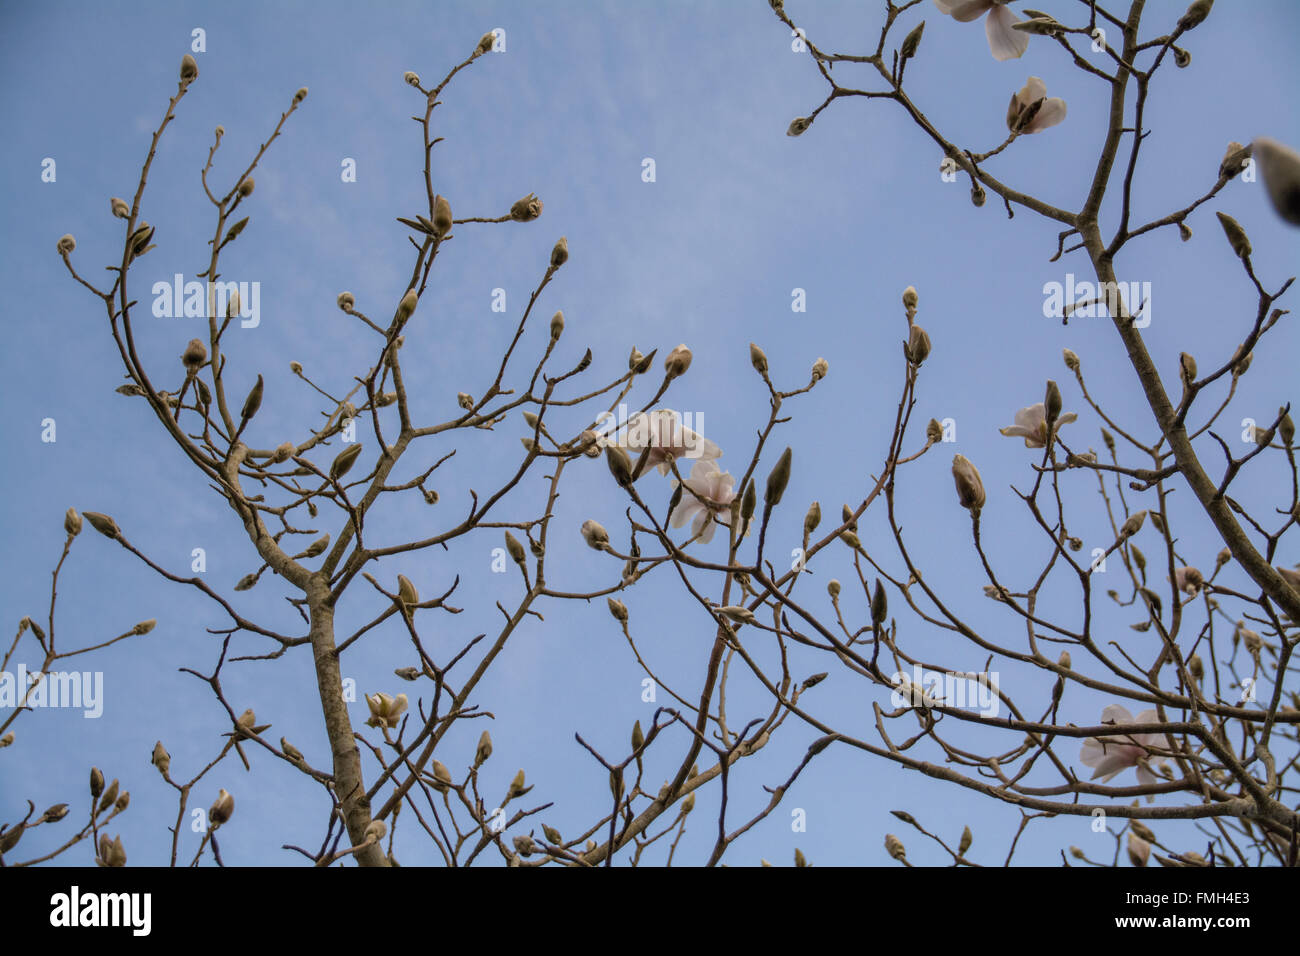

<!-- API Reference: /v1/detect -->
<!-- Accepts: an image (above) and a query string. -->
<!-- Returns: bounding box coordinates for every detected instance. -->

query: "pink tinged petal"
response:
[694,512,717,543]
[1018,76,1047,104]
[672,502,702,530]
[1057,412,1078,426]
[1099,703,1135,725]
[1135,762,1157,788]
[1014,404,1046,430]
[938,0,996,23]
[986,5,1029,59]
[999,425,1035,439]
[1088,752,1135,783]
[1026,97,1067,133]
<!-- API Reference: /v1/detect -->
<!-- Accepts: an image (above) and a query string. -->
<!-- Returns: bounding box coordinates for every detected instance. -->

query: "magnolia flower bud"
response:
[1177,0,1213,32]
[279,737,304,764]
[132,619,156,635]
[98,779,119,814]
[1218,141,1251,181]
[397,574,419,608]
[1127,832,1151,867]
[477,31,496,54]
[606,444,633,487]
[65,507,82,537]
[803,501,821,535]
[550,236,569,268]
[457,391,474,410]
[902,286,919,312]
[951,455,985,514]
[337,291,355,312]
[507,769,528,800]
[811,357,828,381]
[1063,348,1080,372]
[786,117,812,137]
[1215,211,1251,259]
[1179,352,1197,385]
[1188,654,1203,682]
[509,192,543,222]
[1120,510,1147,538]
[1280,408,1295,447]
[110,197,129,218]
[504,531,526,564]
[210,788,234,826]
[433,195,453,236]
[269,442,295,465]
[365,820,387,845]
[237,177,255,197]
[84,511,120,539]
[749,342,769,375]
[180,54,198,82]
[550,310,564,340]
[765,447,793,508]
[970,183,986,207]
[330,442,363,480]
[239,374,264,425]
[925,418,942,444]
[403,70,422,87]
[293,87,308,104]
[57,234,76,254]
[840,529,861,550]
[475,730,493,767]
[885,834,906,861]
[90,767,104,799]
[740,479,756,523]
[99,834,127,867]
[182,338,207,371]
[906,324,931,365]
[42,803,68,823]
[608,597,628,622]
[1045,379,1062,427]
[871,579,888,626]
[664,343,692,378]
[1173,46,1191,68]
[899,20,925,60]
[397,288,419,321]
[234,573,257,591]
[1178,221,1193,241]
[430,759,453,792]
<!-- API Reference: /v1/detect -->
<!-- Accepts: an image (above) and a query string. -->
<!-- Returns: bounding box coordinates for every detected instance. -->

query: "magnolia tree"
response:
[4,1,1299,868]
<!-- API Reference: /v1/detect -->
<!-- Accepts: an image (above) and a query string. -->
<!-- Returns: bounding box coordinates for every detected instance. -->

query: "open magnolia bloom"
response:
[670,459,737,544]
[1079,704,1168,790]
[620,409,721,478]
[998,402,1077,448]
[365,692,408,730]
[933,0,1028,61]
[1006,76,1068,134]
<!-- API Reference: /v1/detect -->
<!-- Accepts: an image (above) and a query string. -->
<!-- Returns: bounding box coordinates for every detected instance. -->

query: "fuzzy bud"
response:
[871,579,888,627]
[1177,0,1213,32]
[1063,348,1080,372]
[749,342,769,375]
[664,343,692,378]
[509,193,543,222]
[83,511,121,539]
[786,117,811,137]
[885,834,906,861]
[581,519,610,552]
[90,767,104,799]
[608,597,628,622]
[182,338,207,371]
[926,418,942,444]
[1252,137,1300,226]
[57,234,76,255]
[1279,407,1295,447]
[906,325,931,366]
[110,197,129,218]
[951,455,986,514]
[210,789,234,826]
[64,508,82,537]
[764,447,793,508]
[477,31,496,54]
[237,178,255,198]
[180,54,198,82]
[329,442,363,481]
[811,357,829,381]
[1120,510,1147,538]
[337,291,355,312]
[803,501,821,536]
[293,87,308,104]
[474,730,493,767]
[899,20,925,60]
[1045,379,1062,427]
[550,310,564,340]
[1218,141,1252,181]
[605,444,634,487]
[1215,211,1251,259]
[1179,352,1198,386]
[550,236,569,268]
[504,531,527,565]
[397,288,419,321]
[902,286,919,312]
[433,195,453,236]
[431,759,453,791]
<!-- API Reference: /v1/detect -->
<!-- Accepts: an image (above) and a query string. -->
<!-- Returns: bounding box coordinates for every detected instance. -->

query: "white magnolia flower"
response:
[1079,704,1166,788]
[620,409,721,478]
[1173,566,1204,596]
[998,402,1077,448]
[365,692,408,729]
[671,459,737,544]
[1006,77,1068,134]
[933,0,1028,61]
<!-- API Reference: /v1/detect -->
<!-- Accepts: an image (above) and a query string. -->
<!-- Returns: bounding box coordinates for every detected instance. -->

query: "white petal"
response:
[1026,97,1067,133]
[987,6,1029,59]
[1099,703,1134,725]
[939,0,995,23]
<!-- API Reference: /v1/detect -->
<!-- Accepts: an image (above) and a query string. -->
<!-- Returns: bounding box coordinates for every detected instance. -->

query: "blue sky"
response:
[2,0,1298,867]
